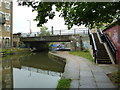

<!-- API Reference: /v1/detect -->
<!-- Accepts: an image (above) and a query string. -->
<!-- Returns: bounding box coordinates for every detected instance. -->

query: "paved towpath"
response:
[56,51,117,88]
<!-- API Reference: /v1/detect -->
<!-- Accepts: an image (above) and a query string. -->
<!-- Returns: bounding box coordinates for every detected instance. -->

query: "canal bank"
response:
[49,51,81,88]
[0,48,31,57]
[49,51,117,88]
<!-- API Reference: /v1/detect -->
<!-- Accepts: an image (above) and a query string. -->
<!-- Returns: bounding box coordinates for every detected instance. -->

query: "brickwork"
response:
[0,0,13,48]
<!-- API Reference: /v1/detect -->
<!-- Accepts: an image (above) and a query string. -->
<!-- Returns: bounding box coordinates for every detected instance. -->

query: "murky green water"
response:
[1,51,65,88]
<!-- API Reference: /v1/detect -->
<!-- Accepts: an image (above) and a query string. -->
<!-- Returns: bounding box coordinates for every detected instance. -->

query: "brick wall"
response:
[103,25,120,64]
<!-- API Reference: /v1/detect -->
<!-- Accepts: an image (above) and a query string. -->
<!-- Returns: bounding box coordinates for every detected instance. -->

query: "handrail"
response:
[97,29,117,63]
[98,29,103,36]
[104,34,117,51]
[91,34,97,52]
[104,34,117,61]
[88,29,98,63]
[97,29,117,52]
[88,29,97,51]
[97,29,105,42]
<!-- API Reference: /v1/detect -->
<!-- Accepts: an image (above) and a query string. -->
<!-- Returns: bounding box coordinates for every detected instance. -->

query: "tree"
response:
[17,1,120,29]
[39,26,50,36]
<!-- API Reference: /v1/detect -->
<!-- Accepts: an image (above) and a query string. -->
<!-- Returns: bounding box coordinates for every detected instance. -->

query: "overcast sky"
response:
[13,0,86,34]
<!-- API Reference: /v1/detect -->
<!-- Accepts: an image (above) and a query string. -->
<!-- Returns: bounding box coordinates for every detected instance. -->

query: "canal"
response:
[1,51,65,88]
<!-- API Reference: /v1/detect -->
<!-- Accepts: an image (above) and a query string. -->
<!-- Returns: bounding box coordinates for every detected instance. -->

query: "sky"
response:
[13,0,86,34]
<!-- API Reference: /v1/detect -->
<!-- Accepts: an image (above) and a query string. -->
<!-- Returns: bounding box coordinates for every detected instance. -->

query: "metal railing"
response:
[97,29,105,42]
[52,28,88,35]
[21,28,88,37]
[88,29,98,63]
[104,34,117,62]
[97,29,117,63]
[98,29,103,37]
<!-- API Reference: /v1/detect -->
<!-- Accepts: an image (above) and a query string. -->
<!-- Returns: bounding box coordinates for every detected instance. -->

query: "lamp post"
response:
[51,26,53,35]
[27,20,32,34]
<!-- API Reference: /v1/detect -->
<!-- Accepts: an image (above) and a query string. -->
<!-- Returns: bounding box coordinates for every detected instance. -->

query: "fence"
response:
[21,28,88,37]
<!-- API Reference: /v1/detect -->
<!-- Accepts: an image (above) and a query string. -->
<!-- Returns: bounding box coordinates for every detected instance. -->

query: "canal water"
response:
[1,51,65,88]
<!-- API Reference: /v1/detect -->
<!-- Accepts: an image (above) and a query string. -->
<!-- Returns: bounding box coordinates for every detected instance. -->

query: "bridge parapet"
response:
[21,28,88,37]
[21,35,73,42]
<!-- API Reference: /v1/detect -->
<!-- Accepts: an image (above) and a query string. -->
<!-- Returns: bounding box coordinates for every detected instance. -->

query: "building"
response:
[0,0,13,48]
[13,33,21,47]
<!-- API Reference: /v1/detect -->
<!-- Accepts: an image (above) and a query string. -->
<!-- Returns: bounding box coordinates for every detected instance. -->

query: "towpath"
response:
[56,51,117,88]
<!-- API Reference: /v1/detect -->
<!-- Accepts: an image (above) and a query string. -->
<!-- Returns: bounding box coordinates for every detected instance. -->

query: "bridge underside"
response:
[23,40,71,51]
[23,40,71,42]
[23,41,49,51]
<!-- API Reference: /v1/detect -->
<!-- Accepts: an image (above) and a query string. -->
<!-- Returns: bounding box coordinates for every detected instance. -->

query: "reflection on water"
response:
[14,68,60,88]
[1,52,65,88]
[2,59,13,89]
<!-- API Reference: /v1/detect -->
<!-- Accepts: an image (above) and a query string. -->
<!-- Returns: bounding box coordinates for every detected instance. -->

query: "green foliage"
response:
[69,51,94,62]
[62,42,65,45]
[57,78,71,89]
[83,49,89,52]
[39,26,50,36]
[17,1,120,29]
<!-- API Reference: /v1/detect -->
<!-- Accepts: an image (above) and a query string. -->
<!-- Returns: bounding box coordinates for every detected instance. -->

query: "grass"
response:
[57,78,71,89]
[107,70,120,89]
[69,50,94,62]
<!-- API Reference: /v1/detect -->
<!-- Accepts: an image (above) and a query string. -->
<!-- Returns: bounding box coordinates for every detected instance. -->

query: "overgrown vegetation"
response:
[69,50,94,62]
[107,70,120,89]
[57,78,71,89]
